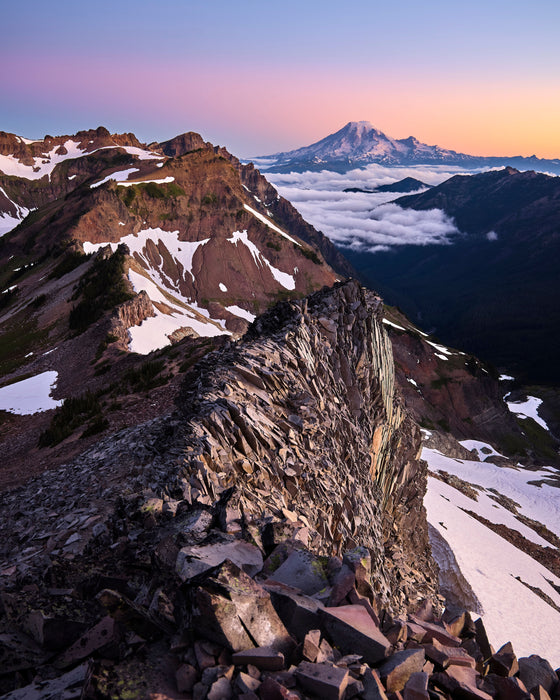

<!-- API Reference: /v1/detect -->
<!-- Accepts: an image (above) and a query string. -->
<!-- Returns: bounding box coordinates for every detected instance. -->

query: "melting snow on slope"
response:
[382,318,406,331]
[425,467,560,665]
[459,439,505,461]
[127,269,229,354]
[0,142,163,181]
[117,176,175,187]
[0,186,31,235]
[426,340,453,356]
[243,204,301,246]
[424,447,560,538]
[90,168,139,188]
[83,228,207,284]
[85,230,231,352]
[225,305,256,323]
[507,396,549,431]
[219,283,228,292]
[228,230,295,290]
[0,371,63,414]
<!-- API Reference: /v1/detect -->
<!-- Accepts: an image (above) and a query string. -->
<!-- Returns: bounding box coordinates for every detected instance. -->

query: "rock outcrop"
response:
[176,279,436,611]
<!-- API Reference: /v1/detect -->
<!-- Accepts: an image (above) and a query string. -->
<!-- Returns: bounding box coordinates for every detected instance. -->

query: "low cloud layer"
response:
[266,163,484,252]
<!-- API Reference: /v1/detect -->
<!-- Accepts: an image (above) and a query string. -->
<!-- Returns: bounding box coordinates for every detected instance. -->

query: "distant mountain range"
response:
[258,121,560,174]
[346,166,560,384]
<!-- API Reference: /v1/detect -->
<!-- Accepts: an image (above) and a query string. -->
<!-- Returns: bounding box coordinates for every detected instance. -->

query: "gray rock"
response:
[176,541,263,581]
[268,549,328,595]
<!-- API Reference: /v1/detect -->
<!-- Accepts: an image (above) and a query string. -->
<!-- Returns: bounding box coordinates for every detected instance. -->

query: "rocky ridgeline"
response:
[175,280,437,611]
[2,280,556,696]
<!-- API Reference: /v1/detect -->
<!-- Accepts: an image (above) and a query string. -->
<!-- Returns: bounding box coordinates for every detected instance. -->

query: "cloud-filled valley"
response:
[266,163,484,252]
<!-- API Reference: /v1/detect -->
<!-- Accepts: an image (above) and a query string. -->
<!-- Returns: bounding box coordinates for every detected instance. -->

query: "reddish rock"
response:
[378,649,426,693]
[406,621,427,643]
[195,562,294,654]
[442,610,468,638]
[423,638,476,669]
[414,600,434,622]
[295,661,349,700]
[433,665,493,700]
[176,541,263,581]
[410,616,461,647]
[268,549,329,596]
[259,677,301,700]
[348,588,380,626]
[264,581,324,642]
[236,672,262,694]
[208,676,233,700]
[195,640,218,670]
[327,564,356,606]
[343,546,374,599]
[485,675,531,700]
[320,604,391,664]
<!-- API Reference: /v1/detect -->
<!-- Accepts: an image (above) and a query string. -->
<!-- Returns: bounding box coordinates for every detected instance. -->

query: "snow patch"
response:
[227,230,295,290]
[243,204,301,246]
[426,340,453,356]
[219,283,227,292]
[507,396,549,431]
[0,371,62,415]
[382,318,406,331]
[90,167,139,188]
[459,439,505,461]
[225,305,256,323]
[117,176,175,187]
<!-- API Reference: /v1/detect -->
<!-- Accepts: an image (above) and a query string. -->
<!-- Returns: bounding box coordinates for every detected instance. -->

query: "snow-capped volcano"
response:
[258,121,560,173]
[260,121,475,170]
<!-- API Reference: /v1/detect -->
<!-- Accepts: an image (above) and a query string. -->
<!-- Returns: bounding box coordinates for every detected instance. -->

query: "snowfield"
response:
[0,371,63,414]
[423,445,560,665]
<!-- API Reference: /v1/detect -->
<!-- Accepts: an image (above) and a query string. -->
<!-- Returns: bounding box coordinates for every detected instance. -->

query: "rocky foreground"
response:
[1,495,559,700]
[0,281,558,697]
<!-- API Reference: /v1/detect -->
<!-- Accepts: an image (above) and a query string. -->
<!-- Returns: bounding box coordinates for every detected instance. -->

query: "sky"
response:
[2,0,560,159]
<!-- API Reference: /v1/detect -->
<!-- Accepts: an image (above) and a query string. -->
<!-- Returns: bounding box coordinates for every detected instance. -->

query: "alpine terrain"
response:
[0,126,559,697]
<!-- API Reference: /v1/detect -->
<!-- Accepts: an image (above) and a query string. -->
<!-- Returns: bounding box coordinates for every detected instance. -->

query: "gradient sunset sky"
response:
[3,0,560,159]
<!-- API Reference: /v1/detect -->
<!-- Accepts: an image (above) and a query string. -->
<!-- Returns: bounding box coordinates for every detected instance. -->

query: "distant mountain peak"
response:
[258,124,560,174]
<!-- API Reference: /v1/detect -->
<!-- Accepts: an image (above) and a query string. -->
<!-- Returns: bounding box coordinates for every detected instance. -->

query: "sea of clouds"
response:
[265,163,486,252]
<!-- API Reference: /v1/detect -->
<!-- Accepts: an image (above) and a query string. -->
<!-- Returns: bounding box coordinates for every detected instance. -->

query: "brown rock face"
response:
[177,280,438,611]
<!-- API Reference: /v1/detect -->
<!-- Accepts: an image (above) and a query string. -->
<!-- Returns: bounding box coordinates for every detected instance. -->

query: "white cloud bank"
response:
[266,163,487,252]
